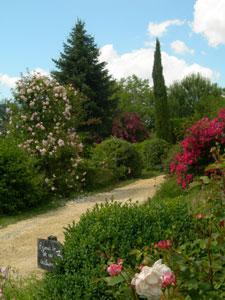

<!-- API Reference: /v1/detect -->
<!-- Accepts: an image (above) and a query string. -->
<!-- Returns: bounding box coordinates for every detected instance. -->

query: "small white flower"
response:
[58,139,64,147]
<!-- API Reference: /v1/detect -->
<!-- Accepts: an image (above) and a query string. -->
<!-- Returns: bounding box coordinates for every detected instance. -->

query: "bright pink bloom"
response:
[162,271,176,288]
[155,240,172,250]
[107,263,123,276]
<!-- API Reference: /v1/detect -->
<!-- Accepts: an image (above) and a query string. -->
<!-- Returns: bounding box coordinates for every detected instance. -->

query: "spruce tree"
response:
[52,20,117,141]
[152,39,171,142]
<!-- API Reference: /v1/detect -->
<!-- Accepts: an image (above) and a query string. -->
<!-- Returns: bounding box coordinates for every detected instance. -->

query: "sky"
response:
[1,0,225,99]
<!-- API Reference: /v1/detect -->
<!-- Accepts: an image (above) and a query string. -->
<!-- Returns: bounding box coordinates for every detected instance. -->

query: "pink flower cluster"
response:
[170,109,225,188]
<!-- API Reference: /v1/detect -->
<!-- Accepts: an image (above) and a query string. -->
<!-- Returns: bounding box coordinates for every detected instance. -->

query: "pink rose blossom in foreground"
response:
[107,263,123,277]
[162,271,176,289]
[155,240,172,250]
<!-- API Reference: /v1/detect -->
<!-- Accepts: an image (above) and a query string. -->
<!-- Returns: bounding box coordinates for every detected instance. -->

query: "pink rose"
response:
[162,271,176,288]
[155,240,172,250]
[107,263,123,277]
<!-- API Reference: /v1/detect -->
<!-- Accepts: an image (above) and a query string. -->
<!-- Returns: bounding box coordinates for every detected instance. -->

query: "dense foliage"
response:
[0,102,8,134]
[91,137,142,179]
[0,138,45,214]
[136,138,170,170]
[52,20,117,141]
[152,39,171,142]
[7,73,85,196]
[168,74,223,119]
[112,112,149,143]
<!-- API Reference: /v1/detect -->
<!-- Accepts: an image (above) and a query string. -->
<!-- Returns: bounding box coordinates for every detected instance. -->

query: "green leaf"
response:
[104,274,125,286]
[199,176,210,184]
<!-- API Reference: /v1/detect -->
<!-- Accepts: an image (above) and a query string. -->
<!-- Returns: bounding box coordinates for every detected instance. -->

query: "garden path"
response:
[0,175,165,277]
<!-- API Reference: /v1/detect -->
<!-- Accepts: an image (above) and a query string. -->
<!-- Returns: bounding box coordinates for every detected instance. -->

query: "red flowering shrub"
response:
[170,108,225,188]
[112,112,149,143]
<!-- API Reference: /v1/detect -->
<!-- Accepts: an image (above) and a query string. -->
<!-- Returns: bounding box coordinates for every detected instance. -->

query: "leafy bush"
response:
[135,138,170,170]
[92,137,142,179]
[170,108,225,188]
[78,159,116,191]
[0,138,46,214]
[41,191,194,299]
[112,112,149,143]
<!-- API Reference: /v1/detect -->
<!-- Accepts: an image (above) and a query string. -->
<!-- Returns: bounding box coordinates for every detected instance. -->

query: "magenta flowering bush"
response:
[170,108,225,188]
[7,73,85,195]
[112,112,149,143]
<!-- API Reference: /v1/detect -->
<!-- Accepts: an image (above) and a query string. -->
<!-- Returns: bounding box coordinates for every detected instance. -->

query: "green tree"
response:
[152,39,171,142]
[52,20,117,141]
[115,75,155,129]
[0,100,9,134]
[168,73,223,118]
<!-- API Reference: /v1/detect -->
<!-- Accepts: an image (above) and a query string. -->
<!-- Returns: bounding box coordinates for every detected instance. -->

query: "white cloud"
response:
[0,74,18,88]
[148,19,184,37]
[193,0,225,47]
[99,44,217,86]
[171,40,194,54]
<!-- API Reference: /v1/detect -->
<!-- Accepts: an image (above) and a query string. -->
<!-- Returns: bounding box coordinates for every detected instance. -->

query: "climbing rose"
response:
[131,259,171,300]
[107,263,123,277]
[162,271,176,289]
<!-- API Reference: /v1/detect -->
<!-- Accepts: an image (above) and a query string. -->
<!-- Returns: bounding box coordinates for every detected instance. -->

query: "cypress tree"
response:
[52,20,117,141]
[152,39,171,142]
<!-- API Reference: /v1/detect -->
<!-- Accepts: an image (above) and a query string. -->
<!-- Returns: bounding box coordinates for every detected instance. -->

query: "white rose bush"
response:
[7,73,86,196]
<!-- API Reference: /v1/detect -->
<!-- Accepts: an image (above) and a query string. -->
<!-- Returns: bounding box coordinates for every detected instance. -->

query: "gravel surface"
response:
[0,175,165,276]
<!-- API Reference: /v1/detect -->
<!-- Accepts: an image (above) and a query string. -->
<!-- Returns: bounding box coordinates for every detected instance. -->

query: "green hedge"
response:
[41,185,195,299]
[135,138,170,170]
[91,137,142,179]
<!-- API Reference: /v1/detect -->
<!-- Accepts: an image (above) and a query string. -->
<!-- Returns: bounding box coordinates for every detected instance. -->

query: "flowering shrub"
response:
[7,73,85,195]
[170,109,225,188]
[112,112,149,143]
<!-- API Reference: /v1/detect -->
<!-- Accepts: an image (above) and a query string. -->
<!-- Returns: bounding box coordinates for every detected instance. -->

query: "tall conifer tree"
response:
[52,20,117,141]
[152,39,171,142]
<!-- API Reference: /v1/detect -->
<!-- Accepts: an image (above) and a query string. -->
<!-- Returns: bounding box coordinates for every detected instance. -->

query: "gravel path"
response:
[0,175,165,276]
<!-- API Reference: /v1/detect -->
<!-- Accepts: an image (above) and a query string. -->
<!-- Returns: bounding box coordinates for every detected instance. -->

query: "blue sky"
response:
[1,0,225,99]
